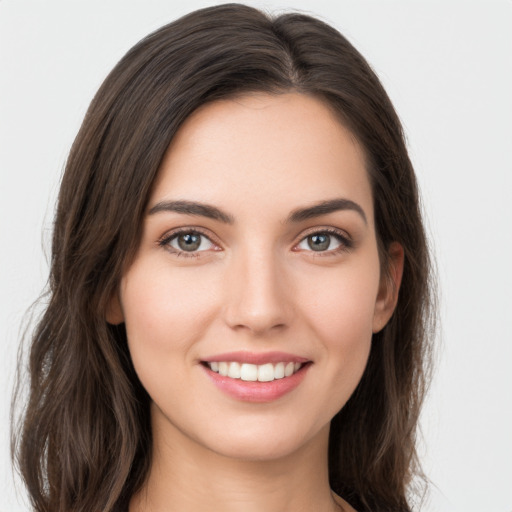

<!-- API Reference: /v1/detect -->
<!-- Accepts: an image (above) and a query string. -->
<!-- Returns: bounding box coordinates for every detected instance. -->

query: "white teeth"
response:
[274,362,285,379]
[207,360,304,381]
[257,363,274,382]
[240,363,258,381]
[218,362,229,377]
[228,362,241,379]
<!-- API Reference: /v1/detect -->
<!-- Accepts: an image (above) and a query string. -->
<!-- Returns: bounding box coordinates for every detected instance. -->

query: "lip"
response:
[200,357,312,403]
[201,351,310,365]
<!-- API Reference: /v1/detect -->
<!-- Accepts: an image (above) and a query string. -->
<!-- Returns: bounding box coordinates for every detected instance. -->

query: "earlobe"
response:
[106,290,124,325]
[372,242,404,333]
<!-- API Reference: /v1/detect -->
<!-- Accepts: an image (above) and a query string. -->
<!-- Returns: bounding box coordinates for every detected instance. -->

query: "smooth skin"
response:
[108,92,403,512]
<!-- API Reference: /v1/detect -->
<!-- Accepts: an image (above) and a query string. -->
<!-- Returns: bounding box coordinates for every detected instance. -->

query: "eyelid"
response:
[157,225,353,257]
[292,226,354,254]
[157,226,222,257]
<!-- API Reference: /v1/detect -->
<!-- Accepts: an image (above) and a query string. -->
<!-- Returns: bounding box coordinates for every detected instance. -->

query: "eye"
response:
[160,230,217,256]
[295,230,352,253]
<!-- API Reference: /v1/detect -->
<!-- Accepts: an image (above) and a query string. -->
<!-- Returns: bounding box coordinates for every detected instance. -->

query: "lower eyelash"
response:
[157,229,212,257]
[304,229,354,254]
[157,228,352,258]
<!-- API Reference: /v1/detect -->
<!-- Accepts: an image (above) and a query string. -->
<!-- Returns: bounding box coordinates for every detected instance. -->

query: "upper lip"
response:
[201,351,310,365]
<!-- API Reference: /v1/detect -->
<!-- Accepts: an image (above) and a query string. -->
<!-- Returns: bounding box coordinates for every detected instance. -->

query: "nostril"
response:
[229,321,288,335]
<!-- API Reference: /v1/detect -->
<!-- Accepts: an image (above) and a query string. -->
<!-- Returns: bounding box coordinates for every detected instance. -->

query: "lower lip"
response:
[202,363,311,403]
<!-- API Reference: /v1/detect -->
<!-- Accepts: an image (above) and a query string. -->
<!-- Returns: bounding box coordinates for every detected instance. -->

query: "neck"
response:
[129,407,344,512]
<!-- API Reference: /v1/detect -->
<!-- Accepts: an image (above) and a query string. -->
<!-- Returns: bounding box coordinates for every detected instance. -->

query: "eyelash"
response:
[158,227,353,258]
[296,227,353,257]
[158,228,218,258]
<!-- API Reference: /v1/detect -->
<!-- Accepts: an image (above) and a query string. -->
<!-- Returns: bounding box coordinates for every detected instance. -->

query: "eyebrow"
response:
[287,198,367,225]
[148,200,235,224]
[148,197,367,225]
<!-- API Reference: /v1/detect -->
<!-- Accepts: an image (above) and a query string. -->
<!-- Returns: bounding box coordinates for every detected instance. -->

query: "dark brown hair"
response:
[12,4,435,511]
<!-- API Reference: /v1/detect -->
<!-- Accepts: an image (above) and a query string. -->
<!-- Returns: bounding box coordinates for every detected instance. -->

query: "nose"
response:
[223,247,293,336]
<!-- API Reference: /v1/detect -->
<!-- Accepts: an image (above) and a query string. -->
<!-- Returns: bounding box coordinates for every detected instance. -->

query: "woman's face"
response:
[109,92,401,461]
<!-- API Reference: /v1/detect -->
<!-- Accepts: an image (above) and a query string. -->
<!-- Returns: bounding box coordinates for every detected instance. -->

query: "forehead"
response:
[151,92,373,222]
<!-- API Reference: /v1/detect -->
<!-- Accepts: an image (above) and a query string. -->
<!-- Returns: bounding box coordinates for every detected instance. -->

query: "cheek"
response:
[295,254,380,382]
[300,258,380,338]
[120,262,221,375]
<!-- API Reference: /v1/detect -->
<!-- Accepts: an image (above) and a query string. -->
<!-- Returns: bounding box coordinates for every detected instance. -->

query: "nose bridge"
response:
[224,241,291,334]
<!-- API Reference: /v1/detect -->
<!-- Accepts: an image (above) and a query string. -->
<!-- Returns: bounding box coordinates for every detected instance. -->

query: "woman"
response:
[12,4,435,511]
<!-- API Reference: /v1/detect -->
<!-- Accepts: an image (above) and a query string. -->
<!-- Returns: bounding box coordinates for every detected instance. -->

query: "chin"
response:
[195,416,330,463]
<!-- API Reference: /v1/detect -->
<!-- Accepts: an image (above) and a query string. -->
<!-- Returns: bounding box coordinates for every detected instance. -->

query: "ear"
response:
[372,242,404,333]
[106,289,124,325]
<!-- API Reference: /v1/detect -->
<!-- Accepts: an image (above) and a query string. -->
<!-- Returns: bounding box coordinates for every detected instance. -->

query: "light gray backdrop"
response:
[1,1,511,511]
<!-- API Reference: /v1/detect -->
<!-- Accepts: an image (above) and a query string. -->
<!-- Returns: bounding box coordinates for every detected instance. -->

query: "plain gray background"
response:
[1,1,511,510]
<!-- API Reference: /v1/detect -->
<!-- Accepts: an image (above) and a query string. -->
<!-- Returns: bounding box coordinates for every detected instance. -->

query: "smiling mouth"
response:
[203,361,306,382]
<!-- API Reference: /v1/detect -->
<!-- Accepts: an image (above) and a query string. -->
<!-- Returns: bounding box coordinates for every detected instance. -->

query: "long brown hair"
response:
[12,4,435,511]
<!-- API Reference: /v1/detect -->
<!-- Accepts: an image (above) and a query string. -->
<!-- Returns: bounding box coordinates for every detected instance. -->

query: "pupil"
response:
[308,234,330,251]
[178,233,201,251]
